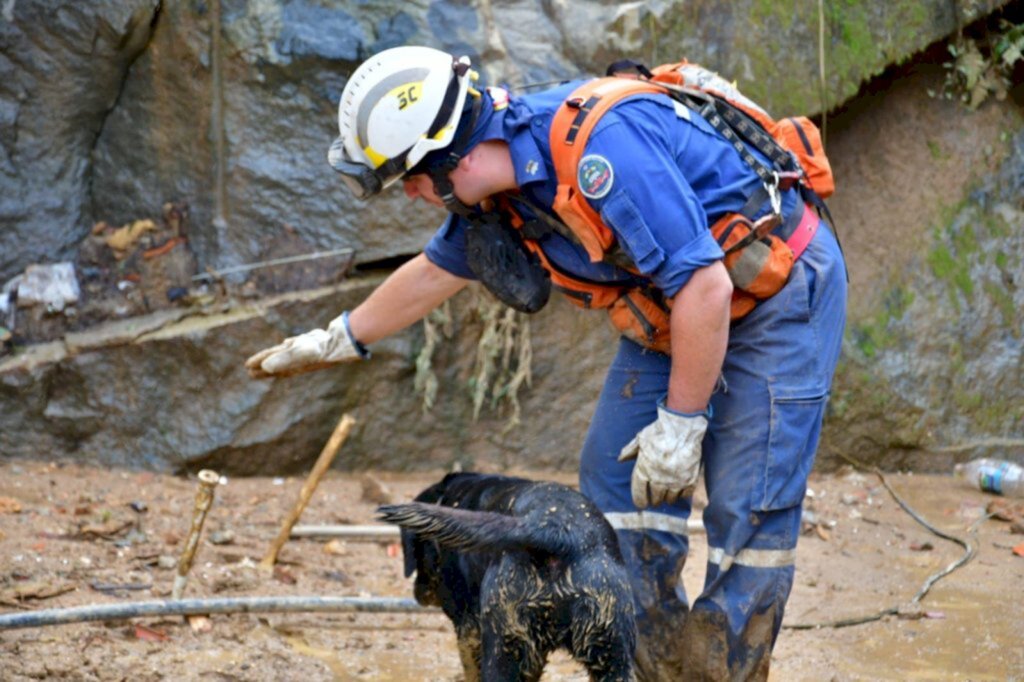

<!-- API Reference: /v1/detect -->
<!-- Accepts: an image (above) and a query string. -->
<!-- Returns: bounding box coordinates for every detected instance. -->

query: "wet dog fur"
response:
[378,472,636,682]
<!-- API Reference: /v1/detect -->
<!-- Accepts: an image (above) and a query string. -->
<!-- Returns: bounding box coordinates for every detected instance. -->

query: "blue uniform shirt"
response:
[423,81,798,298]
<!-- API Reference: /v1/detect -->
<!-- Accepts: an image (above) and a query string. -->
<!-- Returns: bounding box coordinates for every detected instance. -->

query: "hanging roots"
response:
[414,300,453,413]
[469,290,533,432]
[413,289,534,430]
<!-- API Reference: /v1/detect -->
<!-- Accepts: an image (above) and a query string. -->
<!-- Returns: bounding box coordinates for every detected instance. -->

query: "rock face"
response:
[823,125,1024,473]
[0,278,620,474]
[1,0,1022,473]
[1,0,1007,282]
[0,0,160,281]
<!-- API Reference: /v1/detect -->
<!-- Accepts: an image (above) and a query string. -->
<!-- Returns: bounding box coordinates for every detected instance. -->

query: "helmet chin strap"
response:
[427,94,483,217]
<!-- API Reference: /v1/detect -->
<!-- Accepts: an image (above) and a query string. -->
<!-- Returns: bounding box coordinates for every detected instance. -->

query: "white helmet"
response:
[328,46,477,199]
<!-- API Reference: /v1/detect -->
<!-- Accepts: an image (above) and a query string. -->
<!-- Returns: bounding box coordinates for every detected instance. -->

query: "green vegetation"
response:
[927,243,973,297]
[852,283,914,358]
[413,300,453,413]
[983,280,1017,332]
[926,139,946,160]
[413,291,534,431]
[467,293,533,432]
[936,20,1024,109]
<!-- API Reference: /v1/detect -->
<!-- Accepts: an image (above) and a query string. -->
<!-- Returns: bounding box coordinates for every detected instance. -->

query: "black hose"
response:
[784,453,977,630]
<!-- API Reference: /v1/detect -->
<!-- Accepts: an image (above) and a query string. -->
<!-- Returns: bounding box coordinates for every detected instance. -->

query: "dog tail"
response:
[378,502,571,556]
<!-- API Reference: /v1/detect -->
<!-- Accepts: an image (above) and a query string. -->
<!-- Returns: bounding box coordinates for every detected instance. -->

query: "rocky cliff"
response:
[1,0,1021,473]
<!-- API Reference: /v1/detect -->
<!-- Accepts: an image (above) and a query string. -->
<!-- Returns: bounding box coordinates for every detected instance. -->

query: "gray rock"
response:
[0,275,617,473]
[3,0,1008,282]
[0,0,1020,474]
[0,0,160,281]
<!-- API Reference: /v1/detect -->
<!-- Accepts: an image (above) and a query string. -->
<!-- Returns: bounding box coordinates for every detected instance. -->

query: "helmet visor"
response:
[328,137,385,200]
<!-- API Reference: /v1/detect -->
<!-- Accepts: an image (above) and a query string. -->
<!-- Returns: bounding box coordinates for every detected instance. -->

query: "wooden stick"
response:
[172,469,221,599]
[260,413,356,569]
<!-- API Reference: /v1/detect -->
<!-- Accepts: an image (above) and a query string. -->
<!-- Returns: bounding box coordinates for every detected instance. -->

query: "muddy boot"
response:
[633,600,689,682]
[622,531,690,682]
[677,604,779,682]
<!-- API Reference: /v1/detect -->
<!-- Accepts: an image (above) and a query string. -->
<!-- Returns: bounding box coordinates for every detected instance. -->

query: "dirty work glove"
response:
[617,398,710,509]
[245,311,369,379]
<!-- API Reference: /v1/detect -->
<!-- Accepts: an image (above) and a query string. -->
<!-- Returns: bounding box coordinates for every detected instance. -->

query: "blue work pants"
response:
[579,224,847,680]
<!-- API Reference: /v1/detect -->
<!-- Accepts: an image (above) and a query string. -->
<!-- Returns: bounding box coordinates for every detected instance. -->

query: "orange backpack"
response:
[646,60,834,199]
[544,60,834,336]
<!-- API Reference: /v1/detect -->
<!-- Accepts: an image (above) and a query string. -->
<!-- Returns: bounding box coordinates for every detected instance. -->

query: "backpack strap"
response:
[549,78,665,262]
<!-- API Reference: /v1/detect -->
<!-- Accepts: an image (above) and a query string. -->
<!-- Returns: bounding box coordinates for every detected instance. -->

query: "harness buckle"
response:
[566,96,586,109]
[776,171,802,191]
[751,212,782,239]
[766,173,783,217]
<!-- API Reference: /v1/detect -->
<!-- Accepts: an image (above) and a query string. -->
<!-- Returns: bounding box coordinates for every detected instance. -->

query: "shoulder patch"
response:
[578,154,614,200]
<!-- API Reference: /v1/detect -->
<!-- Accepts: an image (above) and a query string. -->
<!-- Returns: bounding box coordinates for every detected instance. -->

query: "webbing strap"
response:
[654,80,799,183]
[772,202,819,260]
[566,96,602,144]
[508,193,640,273]
[695,99,777,186]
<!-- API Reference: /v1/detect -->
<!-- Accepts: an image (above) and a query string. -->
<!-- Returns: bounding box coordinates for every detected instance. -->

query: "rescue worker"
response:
[246,46,847,680]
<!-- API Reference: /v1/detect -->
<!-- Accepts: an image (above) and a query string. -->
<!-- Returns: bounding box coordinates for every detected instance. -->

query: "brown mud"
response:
[0,462,1021,681]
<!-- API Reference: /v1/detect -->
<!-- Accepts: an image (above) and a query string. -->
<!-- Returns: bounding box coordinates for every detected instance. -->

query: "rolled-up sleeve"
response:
[582,103,724,298]
[423,214,478,280]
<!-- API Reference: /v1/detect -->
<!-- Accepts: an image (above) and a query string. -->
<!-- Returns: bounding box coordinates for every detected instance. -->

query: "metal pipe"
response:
[261,414,356,569]
[290,517,705,542]
[172,469,220,599]
[191,248,356,281]
[291,524,401,541]
[0,596,436,631]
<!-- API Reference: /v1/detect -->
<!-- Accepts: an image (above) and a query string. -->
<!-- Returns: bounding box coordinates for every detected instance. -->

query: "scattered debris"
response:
[322,570,353,585]
[896,602,924,620]
[209,530,236,546]
[0,497,22,514]
[359,474,393,505]
[133,623,170,642]
[909,542,934,552]
[0,581,76,607]
[323,540,348,556]
[16,262,80,313]
[104,220,159,258]
[89,582,153,595]
[987,499,1024,523]
[273,565,298,585]
[77,519,133,539]
[188,615,213,633]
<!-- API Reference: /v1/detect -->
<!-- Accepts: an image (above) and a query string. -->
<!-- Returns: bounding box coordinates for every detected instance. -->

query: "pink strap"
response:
[785,203,819,260]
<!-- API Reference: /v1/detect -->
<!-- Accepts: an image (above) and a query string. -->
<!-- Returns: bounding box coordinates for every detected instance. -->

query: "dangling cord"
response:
[818,0,828,147]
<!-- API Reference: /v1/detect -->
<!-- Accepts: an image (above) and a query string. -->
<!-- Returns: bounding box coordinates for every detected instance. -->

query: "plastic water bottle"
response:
[953,458,1024,497]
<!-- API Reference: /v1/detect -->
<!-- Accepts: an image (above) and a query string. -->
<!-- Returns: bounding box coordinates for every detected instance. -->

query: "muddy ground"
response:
[0,460,1021,681]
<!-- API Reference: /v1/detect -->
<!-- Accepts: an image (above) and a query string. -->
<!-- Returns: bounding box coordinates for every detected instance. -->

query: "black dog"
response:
[378,472,636,682]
